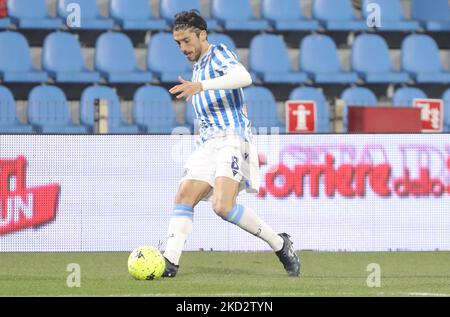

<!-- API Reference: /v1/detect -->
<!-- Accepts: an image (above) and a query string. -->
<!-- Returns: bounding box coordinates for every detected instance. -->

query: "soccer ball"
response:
[128,246,165,280]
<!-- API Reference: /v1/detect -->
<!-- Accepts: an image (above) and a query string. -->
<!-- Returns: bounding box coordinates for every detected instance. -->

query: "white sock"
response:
[163,204,193,265]
[223,204,284,252]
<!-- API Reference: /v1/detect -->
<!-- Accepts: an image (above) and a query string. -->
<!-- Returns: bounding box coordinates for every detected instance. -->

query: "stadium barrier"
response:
[1,134,449,252]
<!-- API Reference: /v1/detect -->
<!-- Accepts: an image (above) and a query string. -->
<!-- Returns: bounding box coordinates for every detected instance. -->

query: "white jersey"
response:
[191,44,253,143]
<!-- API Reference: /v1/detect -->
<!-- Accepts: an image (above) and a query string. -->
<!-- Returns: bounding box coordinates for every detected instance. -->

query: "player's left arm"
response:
[169,47,252,101]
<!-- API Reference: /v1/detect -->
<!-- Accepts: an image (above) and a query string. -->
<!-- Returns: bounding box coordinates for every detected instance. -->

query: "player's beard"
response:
[187,44,202,62]
[190,49,201,62]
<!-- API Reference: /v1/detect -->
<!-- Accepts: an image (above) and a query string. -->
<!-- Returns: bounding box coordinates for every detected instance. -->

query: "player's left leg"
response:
[212,176,300,276]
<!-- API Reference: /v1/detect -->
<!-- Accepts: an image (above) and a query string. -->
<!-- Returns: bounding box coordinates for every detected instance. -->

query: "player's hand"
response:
[169,76,203,101]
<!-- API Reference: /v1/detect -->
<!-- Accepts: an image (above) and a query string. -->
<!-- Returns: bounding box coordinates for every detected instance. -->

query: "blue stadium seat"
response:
[249,34,307,84]
[110,0,166,31]
[7,0,62,29]
[147,32,191,83]
[0,17,10,28]
[340,87,378,132]
[211,0,268,31]
[133,85,177,133]
[208,33,236,52]
[312,0,368,31]
[0,31,47,82]
[80,85,139,134]
[58,0,114,30]
[160,0,218,30]
[411,0,450,31]
[401,34,450,84]
[392,87,427,107]
[361,0,419,31]
[244,86,284,131]
[261,0,319,31]
[300,34,358,84]
[95,32,153,83]
[442,89,450,132]
[42,32,100,83]
[184,100,197,132]
[0,85,34,133]
[341,87,378,107]
[352,34,409,83]
[289,87,330,133]
[28,86,88,134]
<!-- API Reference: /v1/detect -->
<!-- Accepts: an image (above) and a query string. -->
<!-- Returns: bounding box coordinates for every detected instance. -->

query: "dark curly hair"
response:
[173,10,208,34]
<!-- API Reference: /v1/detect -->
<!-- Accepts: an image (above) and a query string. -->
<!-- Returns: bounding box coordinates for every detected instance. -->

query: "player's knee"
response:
[174,188,195,206]
[212,197,233,219]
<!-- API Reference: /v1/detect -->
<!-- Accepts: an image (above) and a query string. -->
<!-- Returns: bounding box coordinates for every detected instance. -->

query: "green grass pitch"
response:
[1,251,449,297]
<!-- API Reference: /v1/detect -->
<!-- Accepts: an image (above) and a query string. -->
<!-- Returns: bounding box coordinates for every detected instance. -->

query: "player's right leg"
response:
[212,176,300,277]
[162,179,212,277]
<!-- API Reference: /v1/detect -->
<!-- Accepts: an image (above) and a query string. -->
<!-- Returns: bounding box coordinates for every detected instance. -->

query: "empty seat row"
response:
[340,86,450,132]
[0,31,231,84]
[246,86,450,133]
[1,31,449,85]
[251,32,450,84]
[0,0,449,32]
[4,84,447,135]
[0,84,176,134]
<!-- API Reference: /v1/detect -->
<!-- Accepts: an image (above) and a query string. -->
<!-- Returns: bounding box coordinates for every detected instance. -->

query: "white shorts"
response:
[179,134,260,201]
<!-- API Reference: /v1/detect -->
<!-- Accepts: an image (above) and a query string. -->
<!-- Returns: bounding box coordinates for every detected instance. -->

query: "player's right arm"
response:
[202,44,252,91]
[201,64,252,91]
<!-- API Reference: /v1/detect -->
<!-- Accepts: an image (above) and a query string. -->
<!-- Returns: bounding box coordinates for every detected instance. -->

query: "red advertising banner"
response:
[0,156,59,235]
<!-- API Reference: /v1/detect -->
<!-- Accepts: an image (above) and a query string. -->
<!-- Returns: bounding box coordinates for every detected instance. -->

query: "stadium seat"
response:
[300,34,358,84]
[42,32,100,83]
[340,87,378,132]
[442,89,450,132]
[244,86,284,131]
[392,87,427,107]
[133,85,177,133]
[249,34,307,84]
[401,34,450,84]
[211,0,269,31]
[0,31,47,83]
[208,33,236,52]
[261,0,319,31]
[80,85,139,134]
[312,0,368,31]
[110,0,166,31]
[160,0,218,30]
[95,32,153,83]
[58,0,114,30]
[351,34,409,83]
[147,32,191,83]
[0,85,34,133]
[0,18,10,28]
[7,0,62,29]
[341,87,378,107]
[361,0,419,32]
[411,0,450,31]
[27,86,88,134]
[184,100,197,132]
[289,87,330,133]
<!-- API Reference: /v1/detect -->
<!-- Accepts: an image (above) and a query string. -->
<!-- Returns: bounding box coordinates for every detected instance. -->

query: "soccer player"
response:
[163,10,300,277]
